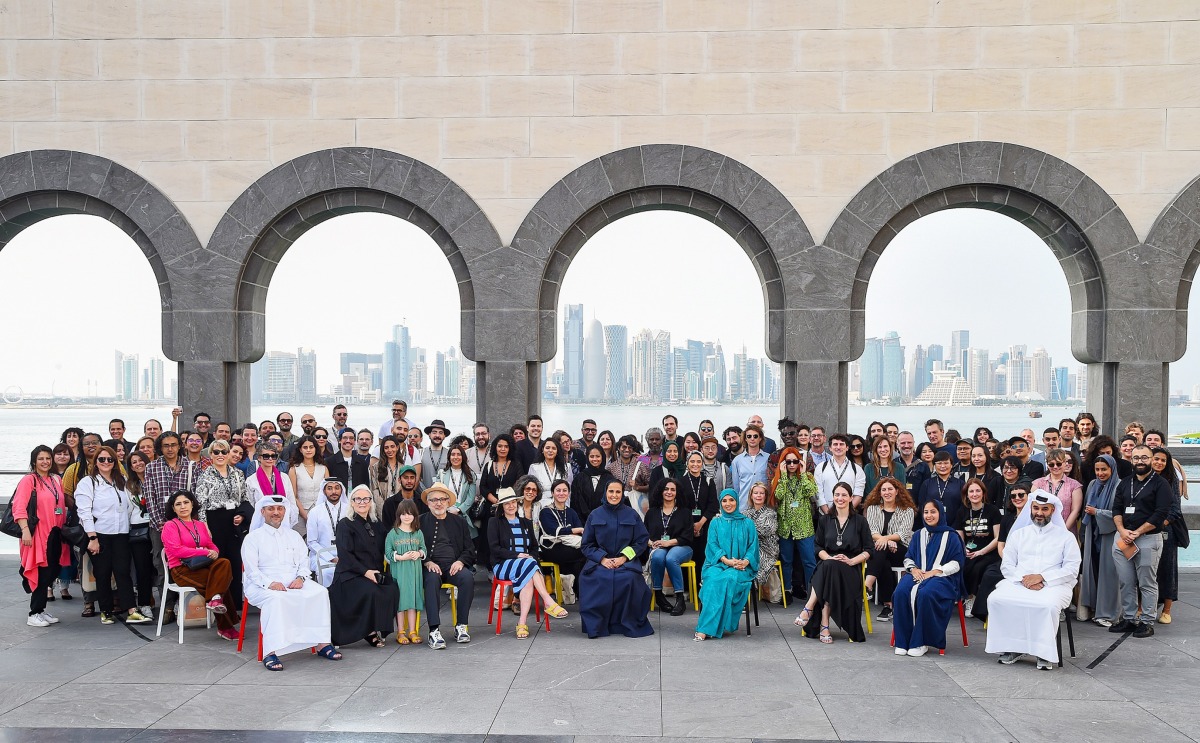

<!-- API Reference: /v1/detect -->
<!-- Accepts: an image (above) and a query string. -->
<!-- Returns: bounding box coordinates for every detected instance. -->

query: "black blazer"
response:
[487,514,539,567]
[325,451,371,491]
[419,511,476,567]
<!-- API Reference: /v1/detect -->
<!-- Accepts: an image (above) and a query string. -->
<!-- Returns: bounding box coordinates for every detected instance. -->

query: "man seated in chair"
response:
[985,490,1080,670]
[306,478,348,587]
[420,483,476,650]
[242,495,342,671]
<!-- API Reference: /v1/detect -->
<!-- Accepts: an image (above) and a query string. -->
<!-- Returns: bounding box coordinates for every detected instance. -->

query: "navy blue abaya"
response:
[579,500,653,638]
[892,505,966,651]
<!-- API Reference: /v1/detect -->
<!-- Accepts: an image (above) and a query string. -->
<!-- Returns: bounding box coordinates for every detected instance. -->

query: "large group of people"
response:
[9,403,1189,672]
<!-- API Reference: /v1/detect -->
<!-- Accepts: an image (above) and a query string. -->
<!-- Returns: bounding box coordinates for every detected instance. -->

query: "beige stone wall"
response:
[3,0,1199,244]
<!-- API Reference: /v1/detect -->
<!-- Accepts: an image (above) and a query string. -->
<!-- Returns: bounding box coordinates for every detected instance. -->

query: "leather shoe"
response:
[670,596,687,616]
[1108,619,1132,633]
[654,590,676,613]
[1133,622,1155,639]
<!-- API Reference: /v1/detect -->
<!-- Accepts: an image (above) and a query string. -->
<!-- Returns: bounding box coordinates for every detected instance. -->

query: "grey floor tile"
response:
[0,683,64,716]
[76,645,249,684]
[802,657,967,697]
[819,694,1012,742]
[1136,699,1200,741]
[661,690,834,739]
[490,689,661,736]
[511,653,660,690]
[0,683,205,728]
[363,649,525,688]
[324,686,501,734]
[215,643,388,686]
[987,698,1195,743]
[0,647,137,683]
[661,654,810,693]
[149,684,353,730]
[937,655,1126,700]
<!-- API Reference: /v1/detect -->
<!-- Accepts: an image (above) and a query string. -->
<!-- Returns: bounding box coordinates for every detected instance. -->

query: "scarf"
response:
[256,465,283,497]
[1083,454,1119,527]
[661,442,686,479]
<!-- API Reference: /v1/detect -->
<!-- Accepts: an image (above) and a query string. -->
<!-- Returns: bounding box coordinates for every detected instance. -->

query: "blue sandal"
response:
[262,653,284,671]
[317,644,342,661]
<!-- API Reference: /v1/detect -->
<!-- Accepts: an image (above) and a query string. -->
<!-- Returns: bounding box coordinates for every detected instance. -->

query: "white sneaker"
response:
[139,606,154,621]
[427,629,446,650]
[39,612,60,624]
[907,646,929,657]
[1036,657,1054,671]
[454,624,471,643]
[27,614,50,627]
[895,647,907,655]
[963,597,975,615]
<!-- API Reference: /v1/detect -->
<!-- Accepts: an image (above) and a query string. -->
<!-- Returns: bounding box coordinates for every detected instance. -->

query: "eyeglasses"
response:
[1002,465,1017,470]
[186,438,203,444]
[351,497,372,504]
[429,497,450,503]
[583,427,597,433]
[784,459,800,465]
[96,456,115,463]
[1130,456,1152,463]
[260,454,278,460]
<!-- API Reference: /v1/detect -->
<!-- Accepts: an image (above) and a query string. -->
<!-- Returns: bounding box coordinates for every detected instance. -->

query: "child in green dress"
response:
[385,499,426,645]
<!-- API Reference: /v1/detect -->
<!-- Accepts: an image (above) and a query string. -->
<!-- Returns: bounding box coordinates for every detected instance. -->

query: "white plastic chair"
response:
[155,548,212,644]
[314,546,337,585]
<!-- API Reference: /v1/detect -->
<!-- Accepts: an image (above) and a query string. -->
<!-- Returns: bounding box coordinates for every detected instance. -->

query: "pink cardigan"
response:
[12,474,69,591]
[161,518,218,569]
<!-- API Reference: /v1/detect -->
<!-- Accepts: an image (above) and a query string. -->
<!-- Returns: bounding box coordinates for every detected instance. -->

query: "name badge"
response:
[1125,506,1135,514]
[691,508,702,517]
[791,501,800,509]
[54,508,63,516]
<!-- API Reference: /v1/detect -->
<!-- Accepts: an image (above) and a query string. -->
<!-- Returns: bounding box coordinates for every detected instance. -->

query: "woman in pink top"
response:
[161,490,239,639]
[1033,448,1084,533]
[14,446,69,627]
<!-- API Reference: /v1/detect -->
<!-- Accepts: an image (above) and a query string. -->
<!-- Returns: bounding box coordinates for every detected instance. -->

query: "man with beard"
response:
[1007,436,1046,480]
[987,490,1080,670]
[420,420,451,490]
[722,425,743,466]
[1075,413,1097,452]
[1058,418,1080,458]
[305,478,347,587]
[467,422,491,477]
[276,412,298,450]
[699,436,731,493]
[515,415,544,472]
[661,414,683,452]
[1110,445,1174,638]
[808,427,830,467]
[377,399,411,441]
[382,465,426,525]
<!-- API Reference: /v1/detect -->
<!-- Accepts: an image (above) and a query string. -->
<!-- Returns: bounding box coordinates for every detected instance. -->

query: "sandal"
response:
[81,604,96,618]
[47,588,56,603]
[819,625,833,644]
[693,632,707,642]
[396,633,410,645]
[366,633,386,648]
[316,644,342,661]
[262,653,284,671]
[511,602,521,616]
[408,631,421,644]
[794,607,811,627]
[515,623,530,639]
[544,602,568,619]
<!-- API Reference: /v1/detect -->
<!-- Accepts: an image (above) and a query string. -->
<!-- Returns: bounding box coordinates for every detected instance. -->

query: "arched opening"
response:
[852,209,1074,435]
[543,210,769,432]
[1173,277,1200,442]
[0,215,171,511]
[254,212,472,432]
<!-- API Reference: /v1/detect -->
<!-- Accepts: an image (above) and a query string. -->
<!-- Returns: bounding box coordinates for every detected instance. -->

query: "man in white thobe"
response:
[242,495,340,670]
[306,479,348,587]
[986,490,1081,670]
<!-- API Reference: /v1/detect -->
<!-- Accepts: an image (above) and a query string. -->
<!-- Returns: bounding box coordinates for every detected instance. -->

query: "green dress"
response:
[384,527,426,612]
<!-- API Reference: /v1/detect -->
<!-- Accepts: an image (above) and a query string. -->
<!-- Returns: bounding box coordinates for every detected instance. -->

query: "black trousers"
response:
[205,509,245,604]
[29,528,62,616]
[423,561,474,629]
[129,534,155,607]
[93,533,135,614]
[540,543,585,588]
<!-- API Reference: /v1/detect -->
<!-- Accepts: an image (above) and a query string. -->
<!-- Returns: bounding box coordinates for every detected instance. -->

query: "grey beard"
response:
[1032,519,1049,529]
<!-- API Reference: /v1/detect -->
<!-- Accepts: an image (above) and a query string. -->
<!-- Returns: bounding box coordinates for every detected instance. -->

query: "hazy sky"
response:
[2,209,1198,398]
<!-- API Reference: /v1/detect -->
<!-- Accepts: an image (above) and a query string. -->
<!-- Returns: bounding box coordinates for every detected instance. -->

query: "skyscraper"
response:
[630,329,654,398]
[382,324,411,400]
[950,330,969,375]
[860,337,883,400]
[265,350,298,402]
[653,331,672,401]
[114,350,139,401]
[147,357,165,400]
[908,344,928,398]
[604,325,628,400]
[969,348,991,396]
[563,304,583,399]
[881,331,905,398]
[297,348,317,403]
[1030,347,1052,399]
[583,317,606,400]
[1050,365,1069,401]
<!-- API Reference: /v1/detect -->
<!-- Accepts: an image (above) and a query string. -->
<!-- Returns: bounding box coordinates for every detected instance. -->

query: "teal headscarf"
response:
[717,488,747,521]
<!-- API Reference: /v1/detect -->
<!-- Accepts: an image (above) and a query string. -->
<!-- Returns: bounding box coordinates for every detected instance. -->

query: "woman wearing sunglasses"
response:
[75,446,140,625]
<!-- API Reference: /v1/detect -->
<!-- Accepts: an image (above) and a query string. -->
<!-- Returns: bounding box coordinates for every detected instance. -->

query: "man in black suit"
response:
[324,427,370,493]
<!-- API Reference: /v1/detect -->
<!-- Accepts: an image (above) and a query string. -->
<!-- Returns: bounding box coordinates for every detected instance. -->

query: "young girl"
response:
[384,499,426,645]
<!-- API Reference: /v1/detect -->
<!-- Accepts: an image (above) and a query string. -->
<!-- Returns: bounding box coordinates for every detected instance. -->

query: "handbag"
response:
[128,524,151,544]
[1,477,37,539]
[60,508,89,549]
[180,555,214,570]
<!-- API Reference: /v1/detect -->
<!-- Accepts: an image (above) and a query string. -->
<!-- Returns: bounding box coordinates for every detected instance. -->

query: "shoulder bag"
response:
[1,476,37,539]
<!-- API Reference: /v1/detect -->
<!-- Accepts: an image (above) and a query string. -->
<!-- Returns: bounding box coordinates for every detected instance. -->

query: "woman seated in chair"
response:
[694,488,759,641]
[579,480,653,639]
[538,479,586,604]
[489,486,569,639]
[891,499,966,657]
[329,485,399,648]
[160,490,239,640]
[863,476,915,622]
[794,482,873,643]
[645,477,695,616]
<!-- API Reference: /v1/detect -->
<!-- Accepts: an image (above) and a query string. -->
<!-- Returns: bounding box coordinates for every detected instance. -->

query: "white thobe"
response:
[246,473,299,530]
[242,524,331,657]
[305,497,347,587]
[985,523,1081,662]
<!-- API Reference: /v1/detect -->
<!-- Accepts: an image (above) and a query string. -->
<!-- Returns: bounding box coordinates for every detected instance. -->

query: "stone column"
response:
[781,360,847,434]
[1113,361,1170,434]
[167,310,247,427]
[475,360,538,435]
[1084,362,1118,436]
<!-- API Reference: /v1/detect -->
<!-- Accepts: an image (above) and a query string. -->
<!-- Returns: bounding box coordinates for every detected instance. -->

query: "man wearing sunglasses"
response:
[730,425,770,510]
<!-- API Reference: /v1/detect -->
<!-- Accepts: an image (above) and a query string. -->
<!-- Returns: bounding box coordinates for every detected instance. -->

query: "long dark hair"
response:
[1150,446,1179,489]
[490,433,516,462]
[88,445,127,491]
[28,445,53,473]
[538,437,566,474]
[393,498,421,529]
[445,446,475,483]
[648,476,695,512]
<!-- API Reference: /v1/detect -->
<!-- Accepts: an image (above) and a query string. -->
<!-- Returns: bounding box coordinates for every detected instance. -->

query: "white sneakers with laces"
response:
[428,629,447,650]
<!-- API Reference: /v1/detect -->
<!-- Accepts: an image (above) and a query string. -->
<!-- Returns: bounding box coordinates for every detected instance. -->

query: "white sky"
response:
[1,209,1198,398]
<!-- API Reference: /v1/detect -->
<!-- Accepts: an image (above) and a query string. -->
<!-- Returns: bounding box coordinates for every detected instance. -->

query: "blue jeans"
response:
[649,546,693,591]
[778,536,816,593]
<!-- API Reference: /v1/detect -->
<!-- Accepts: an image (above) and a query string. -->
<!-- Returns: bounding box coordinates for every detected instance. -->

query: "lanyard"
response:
[179,519,201,548]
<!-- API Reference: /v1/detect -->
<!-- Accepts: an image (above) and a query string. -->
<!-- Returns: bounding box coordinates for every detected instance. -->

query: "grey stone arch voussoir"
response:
[819,141,1145,433]
[510,143,814,423]
[199,147,501,425]
[0,149,201,382]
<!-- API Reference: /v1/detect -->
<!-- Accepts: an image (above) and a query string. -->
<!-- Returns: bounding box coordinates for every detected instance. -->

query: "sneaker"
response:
[1109,619,1132,633]
[1133,622,1155,639]
[1036,657,1054,670]
[894,647,907,655]
[454,624,471,644]
[1094,618,1113,628]
[39,612,60,624]
[964,597,975,615]
[907,646,929,657]
[26,614,50,627]
[206,596,227,614]
[217,626,240,641]
[100,612,115,625]
[139,606,154,621]
[428,629,446,650]
[998,652,1023,665]
[877,606,893,622]
[125,609,151,624]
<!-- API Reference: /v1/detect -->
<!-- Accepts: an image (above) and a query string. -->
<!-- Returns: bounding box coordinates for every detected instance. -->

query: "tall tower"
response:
[382,323,411,399]
[604,325,628,400]
[583,317,606,400]
[881,331,905,398]
[563,303,584,399]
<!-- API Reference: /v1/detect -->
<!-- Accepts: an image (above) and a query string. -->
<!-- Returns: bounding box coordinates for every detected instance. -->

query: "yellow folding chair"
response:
[539,561,563,604]
[860,563,873,635]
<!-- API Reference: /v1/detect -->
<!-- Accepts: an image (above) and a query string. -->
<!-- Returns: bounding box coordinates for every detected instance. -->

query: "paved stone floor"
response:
[1,556,1198,743]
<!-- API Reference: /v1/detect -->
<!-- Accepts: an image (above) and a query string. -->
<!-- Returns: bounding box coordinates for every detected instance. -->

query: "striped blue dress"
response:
[494,517,541,591]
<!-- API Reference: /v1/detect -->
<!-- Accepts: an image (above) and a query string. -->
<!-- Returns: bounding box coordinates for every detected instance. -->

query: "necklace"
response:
[834,514,849,547]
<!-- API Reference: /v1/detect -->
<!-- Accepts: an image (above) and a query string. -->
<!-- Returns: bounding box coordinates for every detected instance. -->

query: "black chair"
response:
[743,582,760,635]
[1055,610,1076,667]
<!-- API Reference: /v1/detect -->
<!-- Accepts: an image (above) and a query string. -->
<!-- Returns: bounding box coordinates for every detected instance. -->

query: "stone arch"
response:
[512,144,814,364]
[209,148,502,363]
[824,142,1140,366]
[0,149,201,356]
[1145,173,1200,361]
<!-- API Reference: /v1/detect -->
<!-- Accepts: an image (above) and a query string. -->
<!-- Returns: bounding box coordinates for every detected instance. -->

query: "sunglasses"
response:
[212,449,229,455]
[96,456,115,463]
[278,418,293,424]
[1047,462,1064,468]
[784,459,801,465]
[851,443,863,450]
[260,454,278,460]
[745,434,760,440]
[314,435,328,440]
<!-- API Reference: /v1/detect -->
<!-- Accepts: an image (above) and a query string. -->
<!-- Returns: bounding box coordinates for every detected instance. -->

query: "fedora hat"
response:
[421,482,456,505]
[424,419,450,436]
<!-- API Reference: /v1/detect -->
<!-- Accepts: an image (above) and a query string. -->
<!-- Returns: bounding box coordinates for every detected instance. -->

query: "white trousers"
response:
[985,580,1072,662]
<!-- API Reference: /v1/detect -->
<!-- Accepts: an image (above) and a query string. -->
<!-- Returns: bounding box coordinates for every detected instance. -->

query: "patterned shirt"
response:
[774,474,818,540]
[144,457,205,530]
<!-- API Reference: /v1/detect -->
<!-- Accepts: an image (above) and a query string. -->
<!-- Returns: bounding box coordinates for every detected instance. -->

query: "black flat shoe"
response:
[654,590,676,613]
[670,598,687,616]
[1108,619,1132,633]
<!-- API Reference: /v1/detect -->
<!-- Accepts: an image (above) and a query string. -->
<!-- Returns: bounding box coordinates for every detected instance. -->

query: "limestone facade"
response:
[1,0,1199,432]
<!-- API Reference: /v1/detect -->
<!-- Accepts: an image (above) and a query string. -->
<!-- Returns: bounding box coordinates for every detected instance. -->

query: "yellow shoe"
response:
[515,623,530,639]
[1159,611,1172,624]
[545,602,568,619]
